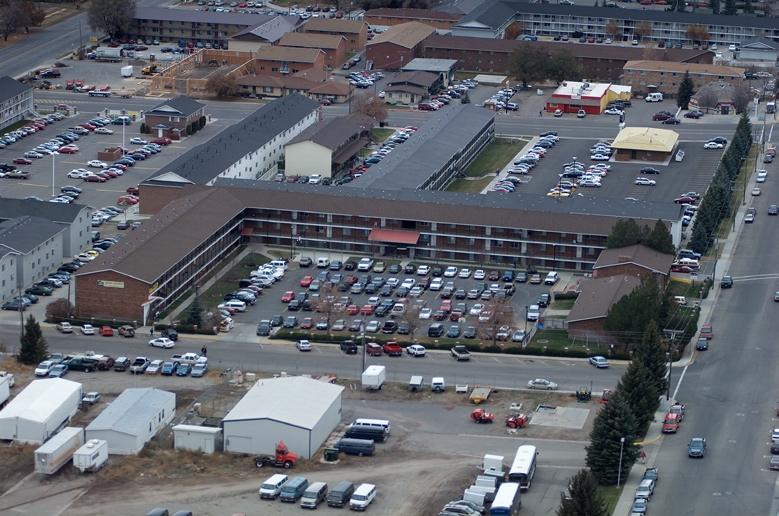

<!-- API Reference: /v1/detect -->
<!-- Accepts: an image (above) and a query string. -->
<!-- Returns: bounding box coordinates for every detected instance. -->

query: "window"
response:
[447,236,456,244]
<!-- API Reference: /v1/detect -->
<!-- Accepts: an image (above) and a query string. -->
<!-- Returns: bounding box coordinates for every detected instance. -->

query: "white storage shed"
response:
[85,388,175,455]
[0,378,81,443]
[173,424,222,454]
[222,376,344,459]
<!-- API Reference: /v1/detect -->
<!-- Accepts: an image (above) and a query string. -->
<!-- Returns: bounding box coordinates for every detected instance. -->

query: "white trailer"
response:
[482,454,504,473]
[121,65,133,77]
[0,376,9,409]
[361,365,386,390]
[34,427,84,474]
[73,439,108,473]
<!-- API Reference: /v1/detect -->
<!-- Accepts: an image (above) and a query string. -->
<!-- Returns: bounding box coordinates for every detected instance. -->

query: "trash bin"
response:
[324,448,339,462]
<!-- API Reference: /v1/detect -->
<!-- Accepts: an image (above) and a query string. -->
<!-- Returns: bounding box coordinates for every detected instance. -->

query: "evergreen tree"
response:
[603,275,670,337]
[723,0,737,14]
[646,220,676,254]
[690,219,709,254]
[633,320,669,397]
[709,0,719,13]
[585,391,641,485]
[617,359,660,432]
[743,0,753,13]
[461,91,471,104]
[187,297,203,327]
[557,469,609,516]
[18,314,48,365]
[676,71,695,110]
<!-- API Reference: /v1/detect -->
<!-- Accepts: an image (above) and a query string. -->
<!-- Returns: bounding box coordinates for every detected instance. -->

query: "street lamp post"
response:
[552,244,557,270]
[51,151,58,198]
[617,437,625,488]
[525,305,529,333]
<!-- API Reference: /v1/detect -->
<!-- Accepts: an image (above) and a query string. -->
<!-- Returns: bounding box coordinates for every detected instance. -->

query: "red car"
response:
[300,276,314,287]
[671,265,695,273]
[126,186,139,195]
[344,275,358,285]
[674,196,696,204]
[84,175,106,182]
[13,158,32,165]
[151,137,172,145]
[488,271,500,281]
[346,304,359,315]
[440,300,452,313]
[112,164,127,171]
[103,170,119,178]
[300,317,313,329]
[117,195,139,205]
[58,147,77,154]
[99,326,114,336]
[281,291,295,303]
[80,124,96,131]
[361,304,375,315]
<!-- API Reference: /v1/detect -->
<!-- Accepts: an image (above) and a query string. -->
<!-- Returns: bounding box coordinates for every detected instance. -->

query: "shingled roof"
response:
[566,275,641,323]
[367,22,436,49]
[593,244,675,275]
[279,32,345,50]
[287,117,361,150]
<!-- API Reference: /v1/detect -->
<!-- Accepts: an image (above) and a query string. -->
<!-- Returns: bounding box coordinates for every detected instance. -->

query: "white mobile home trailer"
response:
[86,388,175,455]
[73,439,109,472]
[0,378,81,443]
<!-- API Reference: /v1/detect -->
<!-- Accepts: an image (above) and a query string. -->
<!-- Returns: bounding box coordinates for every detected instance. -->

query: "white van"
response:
[544,271,559,285]
[354,418,391,436]
[357,257,374,271]
[349,483,377,511]
[677,258,699,267]
[317,257,330,268]
[269,260,288,270]
[259,473,289,499]
[646,92,663,102]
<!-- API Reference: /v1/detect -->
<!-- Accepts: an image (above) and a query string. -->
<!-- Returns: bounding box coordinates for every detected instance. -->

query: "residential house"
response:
[384,71,440,105]
[592,244,675,289]
[285,117,367,178]
[144,96,206,139]
[402,58,457,87]
[689,82,736,114]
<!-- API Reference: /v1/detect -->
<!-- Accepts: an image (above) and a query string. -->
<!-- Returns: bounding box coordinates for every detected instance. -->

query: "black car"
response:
[380,285,393,296]
[641,167,660,175]
[344,260,357,271]
[348,320,363,332]
[340,340,358,354]
[283,316,298,328]
[538,293,551,307]
[404,264,416,274]
[388,263,402,274]
[720,276,733,288]
[663,118,681,124]
[2,299,26,311]
[161,328,178,341]
[374,305,391,317]
[709,137,727,145]
[381,321,397,334]
[540,131,558,137]
[288,299,302,311]
[25,285,52,296]
[61,185,83,194]
[433,266,444,277]
[270,315,284,327]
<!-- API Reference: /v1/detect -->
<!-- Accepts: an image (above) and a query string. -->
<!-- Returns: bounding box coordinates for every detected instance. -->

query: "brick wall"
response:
[76,271,151,322]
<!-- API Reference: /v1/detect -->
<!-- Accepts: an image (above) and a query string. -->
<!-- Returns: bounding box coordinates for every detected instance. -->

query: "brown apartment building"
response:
[366,22,436,71]
[622,60,744,97]
[302,18,368,53]
[364,8,463,30]
[279,32,347,68]
[253,46,326,77]
[423,35,713,81]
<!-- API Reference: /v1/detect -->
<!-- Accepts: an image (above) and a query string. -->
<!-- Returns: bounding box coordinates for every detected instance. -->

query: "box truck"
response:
[361,365,385,390]
[95,48,122,62]
[73,439,108,473]
[0,375,10,409]
[34,427,84,474]
[121,65,133,78]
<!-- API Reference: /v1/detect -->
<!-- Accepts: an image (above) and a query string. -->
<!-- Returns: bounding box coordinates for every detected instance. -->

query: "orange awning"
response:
[368,229,420,245]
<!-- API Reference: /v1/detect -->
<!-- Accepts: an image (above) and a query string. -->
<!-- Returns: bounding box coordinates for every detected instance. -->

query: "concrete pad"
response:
[529,406,590,429]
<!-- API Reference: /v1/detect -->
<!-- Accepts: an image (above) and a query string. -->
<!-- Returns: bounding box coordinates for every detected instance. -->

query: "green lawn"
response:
[550,299,575,310]
[447,177,494,193]
[462,141,525,178]
[372,128,394,142]
[597,484,622,515]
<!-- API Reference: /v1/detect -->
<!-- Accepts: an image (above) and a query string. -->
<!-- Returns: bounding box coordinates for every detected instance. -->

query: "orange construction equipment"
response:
[505,414,528,428]
[470,408,495,424]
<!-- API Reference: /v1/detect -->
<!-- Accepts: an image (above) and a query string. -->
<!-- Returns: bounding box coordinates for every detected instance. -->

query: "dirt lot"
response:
[0,359,599,515]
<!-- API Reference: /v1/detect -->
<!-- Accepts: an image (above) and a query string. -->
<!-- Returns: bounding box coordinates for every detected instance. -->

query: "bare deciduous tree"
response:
[353,92,388,123]
[697,88,720,113]
[604,19,620,38]
[634,22,652,41]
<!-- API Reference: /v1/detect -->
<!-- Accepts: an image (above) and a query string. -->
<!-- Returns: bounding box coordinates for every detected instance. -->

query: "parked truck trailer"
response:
[34,427,85,474]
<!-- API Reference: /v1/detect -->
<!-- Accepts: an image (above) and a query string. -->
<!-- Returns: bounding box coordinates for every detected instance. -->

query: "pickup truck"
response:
[171,352,200,365]
[63,357,98,372]
[451,345,471,361]
[382,341,402,356]
[129,357,150,374]
[661,412,680,433]
[5,170,30,179]
[688,437,706,458]
[340,340,358,354]
[669,402,685,421]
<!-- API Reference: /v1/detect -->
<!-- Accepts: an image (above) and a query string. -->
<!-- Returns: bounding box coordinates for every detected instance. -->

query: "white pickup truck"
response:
[171,352,201,365]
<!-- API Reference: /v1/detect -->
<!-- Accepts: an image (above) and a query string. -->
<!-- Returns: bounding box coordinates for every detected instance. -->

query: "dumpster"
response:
[324,448,339,462]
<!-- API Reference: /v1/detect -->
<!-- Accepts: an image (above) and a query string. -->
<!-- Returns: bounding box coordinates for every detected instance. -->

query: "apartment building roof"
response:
[365,7,463,21]
[0,76,33,104]
[366,21,436,49]
[593,244,675,275]
[624,60,745,76]
[279,32,345,50]
[566,275,641,323]
[254,46,324,63]
[287,117,361,150]
[303,17,367,34]
[135,6,272,25]
[147,96,206,118]
[231,15,303,43]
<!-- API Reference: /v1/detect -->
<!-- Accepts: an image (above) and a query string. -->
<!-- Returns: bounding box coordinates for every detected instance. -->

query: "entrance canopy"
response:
[368,229,420,245]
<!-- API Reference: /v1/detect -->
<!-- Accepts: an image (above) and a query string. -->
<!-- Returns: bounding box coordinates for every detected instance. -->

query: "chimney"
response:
[618,255,631,263]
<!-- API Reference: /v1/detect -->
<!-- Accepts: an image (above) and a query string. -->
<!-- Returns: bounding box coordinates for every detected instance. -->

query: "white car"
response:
[444,266,458,277]
[416,265,431,276]
[469,303,484,316]
[589,356,610,368]
[35,360,55,376]
[527,378,558,390]
[149,337,175,349]
[757,170,767,183]
[419,308,433,319]
[589,164,611,171]
[67,169,87,178]
[473,269,486,280]
[401,278,415,289]
[704,141,724,149]
[95,127,114,135]
[87,160,107,168]
[406,344,426,357]
[458,268,472,278]
[579,180,602,187]
[220,299,247,312]
[429,278,444,291]
[590,154,610,161]
[296,339,312,351]
[24,151,43,158]
[603,108,623,115]
[635,177,656,186]
[146,360,164,374]
[130,137,148,145]
[81,324,95,335]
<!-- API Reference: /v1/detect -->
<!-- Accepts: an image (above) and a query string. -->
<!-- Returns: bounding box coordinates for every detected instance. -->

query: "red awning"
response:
[368,229,420,245]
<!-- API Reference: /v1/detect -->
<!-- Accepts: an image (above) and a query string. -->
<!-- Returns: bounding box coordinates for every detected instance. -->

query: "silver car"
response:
[527,378,558,390]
